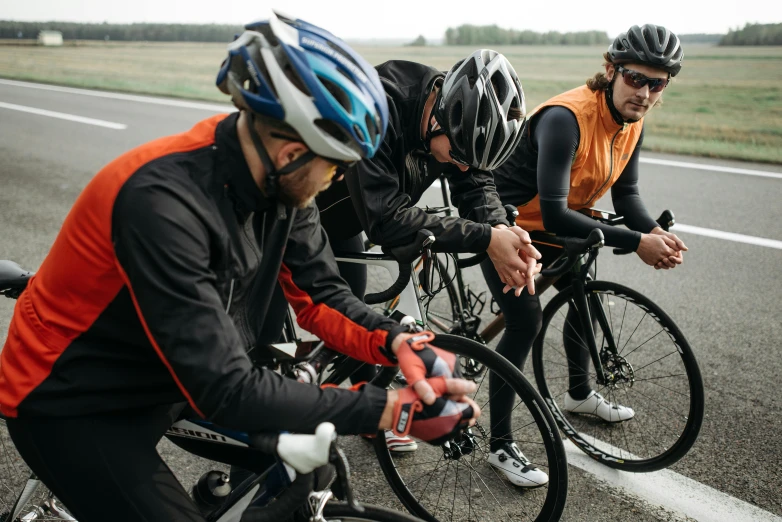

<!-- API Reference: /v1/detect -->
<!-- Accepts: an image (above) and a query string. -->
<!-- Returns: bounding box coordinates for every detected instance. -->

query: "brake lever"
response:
[329,443,364,512]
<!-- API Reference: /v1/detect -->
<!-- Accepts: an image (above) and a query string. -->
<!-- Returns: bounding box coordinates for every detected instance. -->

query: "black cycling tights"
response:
[7,404,207,522]
[479,245,593,451]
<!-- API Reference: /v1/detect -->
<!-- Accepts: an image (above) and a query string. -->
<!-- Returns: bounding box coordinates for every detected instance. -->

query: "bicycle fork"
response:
[569,268,623,388]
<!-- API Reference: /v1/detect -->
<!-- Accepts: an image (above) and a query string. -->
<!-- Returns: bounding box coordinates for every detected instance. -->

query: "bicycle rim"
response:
[375,335,567,522]
[0,419,75,521]
[533,280,704,472]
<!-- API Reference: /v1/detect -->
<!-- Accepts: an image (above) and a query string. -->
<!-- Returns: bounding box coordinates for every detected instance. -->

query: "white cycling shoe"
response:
[362,430,418,453]
[564,391,635,422]
[488,442,549,488]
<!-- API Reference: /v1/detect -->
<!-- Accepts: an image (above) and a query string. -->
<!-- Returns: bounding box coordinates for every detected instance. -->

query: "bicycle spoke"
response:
[633,349,679,374]
[619,312,647,355]
[432,460,451,518]
[633,373,688,383]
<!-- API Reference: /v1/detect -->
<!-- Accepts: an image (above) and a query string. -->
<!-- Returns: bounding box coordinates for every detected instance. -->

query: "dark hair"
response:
[508,106,525,121]
[585,52,614,92]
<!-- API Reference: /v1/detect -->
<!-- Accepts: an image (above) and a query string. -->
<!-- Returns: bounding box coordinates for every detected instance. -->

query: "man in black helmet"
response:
[483,24,689,486]
[312,50,544,454]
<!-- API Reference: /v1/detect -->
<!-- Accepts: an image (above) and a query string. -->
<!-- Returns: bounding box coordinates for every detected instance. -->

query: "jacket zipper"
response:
[585,124,625,207]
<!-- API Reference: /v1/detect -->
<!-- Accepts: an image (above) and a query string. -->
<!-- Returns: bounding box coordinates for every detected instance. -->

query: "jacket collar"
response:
[215,112,273,215]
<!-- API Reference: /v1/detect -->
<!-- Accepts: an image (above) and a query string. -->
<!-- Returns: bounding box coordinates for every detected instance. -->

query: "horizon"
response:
[1,1,779,40]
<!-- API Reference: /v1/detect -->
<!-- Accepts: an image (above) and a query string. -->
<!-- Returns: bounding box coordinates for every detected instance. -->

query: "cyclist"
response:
[0,13,479,521]
[483,24,688,485]
[315,49,544,454]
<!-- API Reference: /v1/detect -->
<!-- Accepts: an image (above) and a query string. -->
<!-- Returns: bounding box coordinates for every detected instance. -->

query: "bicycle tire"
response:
[0,420,74,521]
[532,280,704,472]
[322,502,424,522]
[374,334,568,522]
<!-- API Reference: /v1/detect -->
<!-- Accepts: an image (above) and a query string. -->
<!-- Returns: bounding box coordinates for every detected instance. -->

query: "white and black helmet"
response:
[609,24,683,77]
[434,49,526,171]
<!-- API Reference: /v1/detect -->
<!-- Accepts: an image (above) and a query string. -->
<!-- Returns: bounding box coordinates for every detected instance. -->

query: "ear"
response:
[276,140,310,168]
[605,63,615,82]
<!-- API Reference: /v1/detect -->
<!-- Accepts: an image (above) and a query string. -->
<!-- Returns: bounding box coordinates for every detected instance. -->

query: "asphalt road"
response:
[1,79,780,521]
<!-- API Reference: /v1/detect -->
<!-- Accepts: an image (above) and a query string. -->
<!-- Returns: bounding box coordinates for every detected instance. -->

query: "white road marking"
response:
[432,179,782,250]
[672,224,782,250]
[0,78,231,113]
[564,440,782,522]
[640,157,782,180]
[0,101,127,130]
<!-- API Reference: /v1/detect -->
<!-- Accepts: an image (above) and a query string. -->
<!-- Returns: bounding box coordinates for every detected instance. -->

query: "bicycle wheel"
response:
[374,334,567,522]
[532,280,704,472]
[323,502,425,521]
[0,419,74,521]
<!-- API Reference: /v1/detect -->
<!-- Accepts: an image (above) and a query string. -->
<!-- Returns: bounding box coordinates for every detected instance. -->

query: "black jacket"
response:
[317,60,509,250]
[0,113,403,435]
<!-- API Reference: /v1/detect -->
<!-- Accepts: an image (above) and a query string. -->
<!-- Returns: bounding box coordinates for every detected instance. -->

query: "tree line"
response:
[719,23,782,46]
[444,25,609,45]
[0,21,242,42]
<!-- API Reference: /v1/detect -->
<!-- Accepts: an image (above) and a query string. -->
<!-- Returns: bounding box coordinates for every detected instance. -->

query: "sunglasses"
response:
[448,149,471,168]
[327,159,356,181]
[271,132,355,181]
[616,66,670,93]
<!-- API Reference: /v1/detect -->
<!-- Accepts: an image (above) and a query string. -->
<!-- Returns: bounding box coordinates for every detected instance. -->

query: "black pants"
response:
[480,244,592,450]
[7,404,206,522]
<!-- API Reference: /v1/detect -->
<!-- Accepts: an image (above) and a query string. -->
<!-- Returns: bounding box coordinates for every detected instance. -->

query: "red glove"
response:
[395,331,457,386]
[392,377,474,446]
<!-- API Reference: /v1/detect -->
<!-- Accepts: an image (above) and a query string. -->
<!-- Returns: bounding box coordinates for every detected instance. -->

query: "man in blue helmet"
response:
[0,12,479,521]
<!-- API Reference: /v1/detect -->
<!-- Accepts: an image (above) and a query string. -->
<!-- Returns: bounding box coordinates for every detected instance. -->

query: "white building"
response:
[37,31,63,46]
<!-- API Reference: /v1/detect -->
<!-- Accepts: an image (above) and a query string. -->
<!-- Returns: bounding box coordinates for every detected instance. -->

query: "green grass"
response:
[1,41,781,164]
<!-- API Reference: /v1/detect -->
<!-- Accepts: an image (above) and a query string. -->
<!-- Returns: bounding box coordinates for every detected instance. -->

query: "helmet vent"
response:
[280,58,311,97]
[255,24,280,47]
[490,71,509,105]
[315,119,351,144]
[318,75,352,114]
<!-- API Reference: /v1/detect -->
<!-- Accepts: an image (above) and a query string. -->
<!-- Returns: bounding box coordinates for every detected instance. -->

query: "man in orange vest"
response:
[483,24,688,486]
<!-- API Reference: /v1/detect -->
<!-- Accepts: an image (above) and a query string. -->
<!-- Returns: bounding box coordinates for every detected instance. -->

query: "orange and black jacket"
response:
[0,113,404,434]
[493,85,659,251]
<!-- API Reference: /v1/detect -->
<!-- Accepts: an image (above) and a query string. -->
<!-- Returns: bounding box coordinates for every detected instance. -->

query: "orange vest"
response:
[515,86,643,231]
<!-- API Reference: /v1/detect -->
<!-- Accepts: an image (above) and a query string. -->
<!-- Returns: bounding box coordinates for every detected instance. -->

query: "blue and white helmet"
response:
[217,11,388,161]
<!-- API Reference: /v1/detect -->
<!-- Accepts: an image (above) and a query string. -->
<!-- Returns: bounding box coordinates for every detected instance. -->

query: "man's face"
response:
[430,134,470,172]
[607,63,669,122]
[277,157,340,208]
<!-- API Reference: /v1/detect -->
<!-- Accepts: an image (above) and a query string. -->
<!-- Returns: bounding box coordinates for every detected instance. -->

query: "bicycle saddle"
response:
[0,260,33,292]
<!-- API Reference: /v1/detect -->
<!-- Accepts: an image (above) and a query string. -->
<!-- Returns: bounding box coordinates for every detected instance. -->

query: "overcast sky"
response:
[3,0,780,40]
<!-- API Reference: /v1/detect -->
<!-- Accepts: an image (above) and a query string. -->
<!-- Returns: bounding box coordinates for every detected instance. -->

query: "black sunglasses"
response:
[448,144,472,168]
[616,66,670,93]
[331,159,356,179]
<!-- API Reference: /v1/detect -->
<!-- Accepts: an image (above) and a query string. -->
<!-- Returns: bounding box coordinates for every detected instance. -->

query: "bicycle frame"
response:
[332,250,427,325]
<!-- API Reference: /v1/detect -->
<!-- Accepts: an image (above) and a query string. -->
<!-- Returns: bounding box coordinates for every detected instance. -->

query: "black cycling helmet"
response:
[433,49,526,171]
[608,24,683,77]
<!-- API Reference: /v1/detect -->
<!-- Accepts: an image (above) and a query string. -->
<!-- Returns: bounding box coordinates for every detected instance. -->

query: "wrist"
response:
[378,389,399,431]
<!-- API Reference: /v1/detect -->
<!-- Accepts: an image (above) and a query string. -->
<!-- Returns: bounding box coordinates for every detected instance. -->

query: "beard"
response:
[275,167,330,209]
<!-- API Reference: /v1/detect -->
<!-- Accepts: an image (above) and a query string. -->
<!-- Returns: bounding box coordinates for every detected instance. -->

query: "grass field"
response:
[1,41,781,164]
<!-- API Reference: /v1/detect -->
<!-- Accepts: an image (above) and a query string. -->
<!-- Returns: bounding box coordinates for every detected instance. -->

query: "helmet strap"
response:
[247,113,317,198]
[604,76,627,126]
[422,82,446,153]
